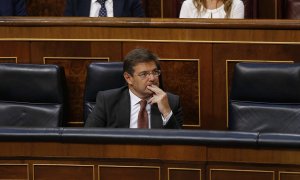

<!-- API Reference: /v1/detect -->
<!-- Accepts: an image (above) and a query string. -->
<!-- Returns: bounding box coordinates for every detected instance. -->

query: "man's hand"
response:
[147,85,171,118]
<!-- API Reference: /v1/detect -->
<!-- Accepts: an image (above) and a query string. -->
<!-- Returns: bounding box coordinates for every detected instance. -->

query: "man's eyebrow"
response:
[138,68,158,72]
[151,68,158,71]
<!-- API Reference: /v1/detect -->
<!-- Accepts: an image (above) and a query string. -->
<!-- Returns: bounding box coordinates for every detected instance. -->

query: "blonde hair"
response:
[193,0,233,18]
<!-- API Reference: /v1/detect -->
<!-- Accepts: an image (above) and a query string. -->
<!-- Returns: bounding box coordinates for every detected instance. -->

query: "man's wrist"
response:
[161,111,173,125]
[162,109,171,118]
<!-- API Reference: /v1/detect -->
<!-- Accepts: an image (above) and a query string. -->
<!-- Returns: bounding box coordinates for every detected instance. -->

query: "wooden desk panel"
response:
[0,164,28,180]
[33,164,94,180]
[0,42,30,64]
[0,141,299,180]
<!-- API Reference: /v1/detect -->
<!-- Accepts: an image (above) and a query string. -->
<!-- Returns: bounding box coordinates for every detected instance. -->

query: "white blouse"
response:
[179,0,245,19]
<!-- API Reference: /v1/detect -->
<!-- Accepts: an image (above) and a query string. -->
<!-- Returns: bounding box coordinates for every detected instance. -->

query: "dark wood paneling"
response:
[3,18,300,42]
[99,165,160,180]
[0,164,28,179]
[3,141,300,180]
[123,42,212,129]
[142,0,162,17]
[277,0,283,18]
[163,0,176,18]
[169,168,201,180]
[258,0,276,18]
[30,42,122,62]
[210,168,274,180]
[207,146,300,165]
[280,172,300,180]
[27,0,65,16]
[91,42,122,61]
[161,145,207,161]
[0,57,17,63]
[30,42,92,64]
[34,165,94,180]
[160,60,199,127]
[0,42,30,64]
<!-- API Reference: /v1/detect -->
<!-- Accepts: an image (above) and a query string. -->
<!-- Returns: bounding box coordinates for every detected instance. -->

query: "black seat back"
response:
[83,62,125,122]
[229,63,300,133]
[0,63,67,127]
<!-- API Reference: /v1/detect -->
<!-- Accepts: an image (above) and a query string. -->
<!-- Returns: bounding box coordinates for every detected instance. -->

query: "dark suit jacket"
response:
[0,0,27,16]
[85,86,183,129]
[64,0,145,17]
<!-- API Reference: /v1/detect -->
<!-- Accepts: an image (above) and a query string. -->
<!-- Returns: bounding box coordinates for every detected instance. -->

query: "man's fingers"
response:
[147,85,162,94]
[148,96,156,105]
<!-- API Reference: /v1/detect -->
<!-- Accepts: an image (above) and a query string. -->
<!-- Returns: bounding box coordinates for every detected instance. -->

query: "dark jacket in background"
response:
[64,0,145,17]
[0,0,27,16]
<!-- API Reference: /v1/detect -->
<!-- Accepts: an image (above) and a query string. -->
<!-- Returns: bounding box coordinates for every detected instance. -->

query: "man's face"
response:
[124,61,160,99]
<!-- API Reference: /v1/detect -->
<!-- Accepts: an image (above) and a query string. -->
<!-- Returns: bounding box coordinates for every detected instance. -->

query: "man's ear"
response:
[123,72,133,85]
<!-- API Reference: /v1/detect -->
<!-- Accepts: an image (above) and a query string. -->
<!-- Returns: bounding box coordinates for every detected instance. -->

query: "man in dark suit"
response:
[64,0,145,17]
[85,48,183,129]
[0,0,27,16]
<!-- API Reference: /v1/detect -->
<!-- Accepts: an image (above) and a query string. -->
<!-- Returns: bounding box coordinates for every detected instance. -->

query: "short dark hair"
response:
[123,48,160,75]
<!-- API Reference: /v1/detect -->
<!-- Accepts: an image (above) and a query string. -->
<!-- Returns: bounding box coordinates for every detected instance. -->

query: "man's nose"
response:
[148,73,156,81]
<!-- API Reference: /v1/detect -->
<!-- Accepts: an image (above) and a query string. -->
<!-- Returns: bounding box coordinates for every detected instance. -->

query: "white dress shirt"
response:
[129,89,172,128]
[90,0,114,17]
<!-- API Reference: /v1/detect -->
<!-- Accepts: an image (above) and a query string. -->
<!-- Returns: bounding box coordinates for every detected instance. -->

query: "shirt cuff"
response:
[161,111,173,126]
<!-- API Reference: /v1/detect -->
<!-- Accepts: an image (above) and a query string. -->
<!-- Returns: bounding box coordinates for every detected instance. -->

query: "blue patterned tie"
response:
[98,0,107,17]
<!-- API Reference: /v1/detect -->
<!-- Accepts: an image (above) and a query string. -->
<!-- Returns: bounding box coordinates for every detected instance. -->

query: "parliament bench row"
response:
[1,127,300,180]
[1,127,300,149]
[2,62,300,136]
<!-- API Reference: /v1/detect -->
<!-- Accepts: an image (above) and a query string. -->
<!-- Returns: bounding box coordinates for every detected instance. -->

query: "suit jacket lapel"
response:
[113,0,124,17]
[151,104,163,128]
[115,87,131,128]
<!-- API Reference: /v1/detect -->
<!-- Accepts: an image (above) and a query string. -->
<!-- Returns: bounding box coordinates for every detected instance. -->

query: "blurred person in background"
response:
[64,0,145,17]
[0,0,27,16]
[179,0,244,19]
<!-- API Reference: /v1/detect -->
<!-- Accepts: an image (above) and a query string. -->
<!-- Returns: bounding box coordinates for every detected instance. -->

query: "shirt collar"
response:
[129,89,142,106]
[92,0,112,3]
